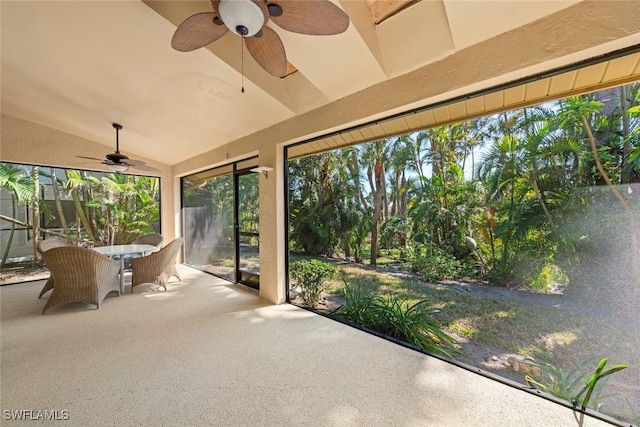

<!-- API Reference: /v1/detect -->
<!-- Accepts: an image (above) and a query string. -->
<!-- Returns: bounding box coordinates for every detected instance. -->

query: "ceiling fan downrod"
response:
[113,123,122,153]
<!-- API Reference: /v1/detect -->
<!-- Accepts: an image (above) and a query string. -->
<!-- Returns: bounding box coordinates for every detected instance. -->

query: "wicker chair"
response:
[37,237,74,299]
[131,233,164,248]
[131,237,184,293]
[41,247,121,313]
[123,233,165,270]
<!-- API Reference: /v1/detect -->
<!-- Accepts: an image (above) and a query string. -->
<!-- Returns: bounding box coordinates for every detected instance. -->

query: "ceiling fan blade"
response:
[130,164,162,174]
[123,159,161,172]
[245,26,287,77]
[76,155,105,162]
[270,1,349,35]
[171,12,228,52]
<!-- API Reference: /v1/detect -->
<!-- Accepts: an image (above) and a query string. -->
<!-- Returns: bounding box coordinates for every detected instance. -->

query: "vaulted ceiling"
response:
[2,1,640,171]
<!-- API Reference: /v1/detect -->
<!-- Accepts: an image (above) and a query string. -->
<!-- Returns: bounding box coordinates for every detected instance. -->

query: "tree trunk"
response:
[582,114,640,280]
[81,171,99,240]
[381,161,388,222]
[431,136,441,178]
[399,172,407,220]
[0,215,68,238]
[50,168,70,239]
[390,168,401,217]
[347,151,369,210]
[70,189,95,241]
[620,86,631,184]
[370,157,384,265]
[31,167,40,266]
[582,115,627,204]
[530,167,554,227]
[65,170,96,241]
[342,232,350,260]
[1,196,17,267]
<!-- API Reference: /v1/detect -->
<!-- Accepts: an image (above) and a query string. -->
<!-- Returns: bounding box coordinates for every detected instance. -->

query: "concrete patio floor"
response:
[0,266,618,426]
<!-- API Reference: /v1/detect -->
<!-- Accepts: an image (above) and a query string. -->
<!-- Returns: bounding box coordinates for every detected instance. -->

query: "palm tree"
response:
[0,163,35,266]
[64,170,96,242]
[48,167,70,239]
[30,166,41,265]
[361,140,388,265]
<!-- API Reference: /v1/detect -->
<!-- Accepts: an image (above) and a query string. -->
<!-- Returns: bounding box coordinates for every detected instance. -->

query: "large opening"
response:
[285,81,640,426]
[181,158,260,289]
[0,162,161,285]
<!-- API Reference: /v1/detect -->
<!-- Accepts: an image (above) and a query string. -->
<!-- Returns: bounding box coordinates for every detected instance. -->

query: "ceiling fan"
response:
[171,0,350,78]
[76,123,159,174]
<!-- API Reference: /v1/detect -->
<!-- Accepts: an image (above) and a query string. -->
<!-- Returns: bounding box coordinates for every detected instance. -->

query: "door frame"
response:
[234,165,260,290]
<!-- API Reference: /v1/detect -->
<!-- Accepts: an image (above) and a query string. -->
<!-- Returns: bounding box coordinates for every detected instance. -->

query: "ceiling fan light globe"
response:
[108,164,129,173]
[218,0,264,37]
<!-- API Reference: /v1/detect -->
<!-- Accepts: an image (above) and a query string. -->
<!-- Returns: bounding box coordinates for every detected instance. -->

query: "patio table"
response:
[91,244,157,293]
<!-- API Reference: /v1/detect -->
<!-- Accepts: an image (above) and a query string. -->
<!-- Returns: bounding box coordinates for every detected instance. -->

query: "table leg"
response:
[119,258,125,294]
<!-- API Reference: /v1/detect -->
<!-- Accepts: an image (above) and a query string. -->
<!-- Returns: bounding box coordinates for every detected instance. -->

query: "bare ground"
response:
[0,261,49,285]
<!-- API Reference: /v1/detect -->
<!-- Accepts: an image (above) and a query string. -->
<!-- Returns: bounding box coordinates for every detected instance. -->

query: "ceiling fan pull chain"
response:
[241,36,245,94]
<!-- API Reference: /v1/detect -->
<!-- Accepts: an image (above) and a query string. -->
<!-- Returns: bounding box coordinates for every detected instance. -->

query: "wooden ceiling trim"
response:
[603,53,640,81]
[404,113,423,130]
[574,62,608,90]
[548,70,578,96]
[483,91,504,111]
[504,85,526,107]
[465,97,485,117]
[448,101,468,122]
[379,121,397,136]
[524,79,551,102]
[420,109,437,127]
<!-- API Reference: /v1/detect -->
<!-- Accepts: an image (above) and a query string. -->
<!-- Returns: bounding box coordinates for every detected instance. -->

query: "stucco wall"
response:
[0,115,176,243]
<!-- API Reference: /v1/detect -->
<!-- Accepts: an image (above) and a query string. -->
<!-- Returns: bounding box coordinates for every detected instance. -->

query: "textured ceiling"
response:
[2,0,638,169]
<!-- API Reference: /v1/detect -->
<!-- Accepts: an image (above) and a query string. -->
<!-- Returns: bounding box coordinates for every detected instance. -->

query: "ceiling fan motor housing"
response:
[106,152,129,163]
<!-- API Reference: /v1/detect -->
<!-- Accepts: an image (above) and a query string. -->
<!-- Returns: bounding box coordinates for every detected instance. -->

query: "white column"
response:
[258,145,286,304]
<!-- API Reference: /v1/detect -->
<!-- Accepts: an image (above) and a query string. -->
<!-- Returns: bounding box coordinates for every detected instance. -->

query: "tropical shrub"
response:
[408,243,463,282]
[289,259,337,309]
[333,284,458,358]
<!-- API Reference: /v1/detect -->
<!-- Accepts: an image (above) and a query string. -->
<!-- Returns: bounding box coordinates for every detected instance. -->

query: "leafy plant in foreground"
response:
[333,284,458,358]
[519,357,628,411]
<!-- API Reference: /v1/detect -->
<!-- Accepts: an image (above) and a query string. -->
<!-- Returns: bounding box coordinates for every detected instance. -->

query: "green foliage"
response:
[379,216,408,249]
[519,357,628,411]
[85,173,160,244]
[289,259,337,309]
[287,84,640,294]
[528,263,568,292]
[333,284,458,358]
[289,155,345,256]
[0,163,38,204]
[407,243,463,282]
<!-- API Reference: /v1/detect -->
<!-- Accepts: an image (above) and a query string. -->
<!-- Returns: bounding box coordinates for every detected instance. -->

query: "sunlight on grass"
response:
[331,262,595,364]
[448,318,477,338]
[538,331,578,351]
